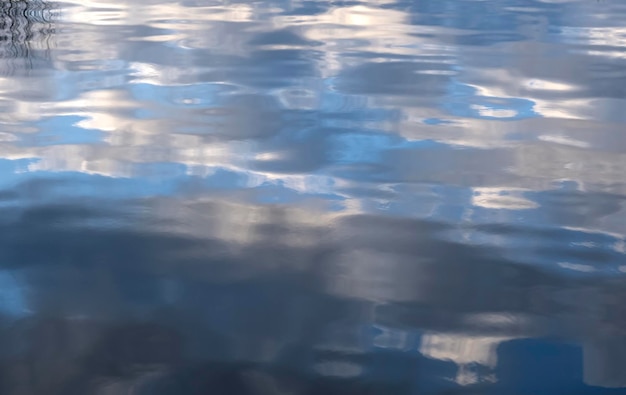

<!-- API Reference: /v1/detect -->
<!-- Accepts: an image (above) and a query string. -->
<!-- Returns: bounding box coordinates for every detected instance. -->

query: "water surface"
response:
[1,0,626,394]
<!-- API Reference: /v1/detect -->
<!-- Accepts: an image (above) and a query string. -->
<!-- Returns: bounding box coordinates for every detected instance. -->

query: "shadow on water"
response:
[0,0,56,75]
[0,178,625,394]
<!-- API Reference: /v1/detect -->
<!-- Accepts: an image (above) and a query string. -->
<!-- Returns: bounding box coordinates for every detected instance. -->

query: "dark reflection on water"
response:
[0,0,56,75]
[0,0,626,394]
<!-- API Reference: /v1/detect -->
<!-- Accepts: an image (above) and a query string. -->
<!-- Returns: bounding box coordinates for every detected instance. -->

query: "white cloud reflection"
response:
[420,332,510,385]
[0,1,623,261]
[1,1,626,392]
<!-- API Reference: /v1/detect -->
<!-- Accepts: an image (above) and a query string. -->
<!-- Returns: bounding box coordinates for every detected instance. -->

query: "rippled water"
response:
[0,0,625,393]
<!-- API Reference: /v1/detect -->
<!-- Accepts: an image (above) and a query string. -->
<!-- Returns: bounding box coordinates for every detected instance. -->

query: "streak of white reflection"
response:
[471,187,538,210]
[419,333,512,385]
[560,27,626,59]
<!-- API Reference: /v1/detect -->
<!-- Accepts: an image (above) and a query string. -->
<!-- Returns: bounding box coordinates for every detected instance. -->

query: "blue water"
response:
[0,0,625,394]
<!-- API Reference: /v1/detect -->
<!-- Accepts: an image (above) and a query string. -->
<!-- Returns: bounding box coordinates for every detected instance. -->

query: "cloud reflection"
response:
[0,0,625,393]
[1,182,625,392]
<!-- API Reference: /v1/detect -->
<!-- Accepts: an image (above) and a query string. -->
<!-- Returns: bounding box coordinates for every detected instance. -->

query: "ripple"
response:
[0,0,626,393]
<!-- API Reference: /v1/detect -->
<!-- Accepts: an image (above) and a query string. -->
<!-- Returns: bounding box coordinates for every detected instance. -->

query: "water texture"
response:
[0,0,625,394]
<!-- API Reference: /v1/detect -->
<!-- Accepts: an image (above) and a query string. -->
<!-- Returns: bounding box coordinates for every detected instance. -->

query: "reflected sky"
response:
[0,0,625,394]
